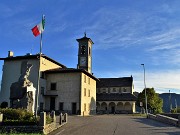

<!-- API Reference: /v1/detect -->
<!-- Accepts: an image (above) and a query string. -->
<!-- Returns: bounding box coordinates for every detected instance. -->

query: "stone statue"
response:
[18,63,33,87]
[10,61,35,113]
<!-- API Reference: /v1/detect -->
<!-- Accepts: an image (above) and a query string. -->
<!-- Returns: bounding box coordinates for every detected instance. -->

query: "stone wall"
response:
[161,113,180,119]
[0,126,43,134]
[0,112,68,134]
[148,114,179,127]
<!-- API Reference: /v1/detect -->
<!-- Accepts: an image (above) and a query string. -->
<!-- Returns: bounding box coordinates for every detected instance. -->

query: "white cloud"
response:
[82,7,180,68]
[134,70,180,92]
[148,43,180,52]
[81,7,173,50]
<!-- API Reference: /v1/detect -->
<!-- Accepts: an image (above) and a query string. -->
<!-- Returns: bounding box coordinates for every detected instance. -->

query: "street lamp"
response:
[141,64,148,115]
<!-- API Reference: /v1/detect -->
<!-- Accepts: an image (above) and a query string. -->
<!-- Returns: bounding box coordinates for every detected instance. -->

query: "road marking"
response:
[55,129,65,135]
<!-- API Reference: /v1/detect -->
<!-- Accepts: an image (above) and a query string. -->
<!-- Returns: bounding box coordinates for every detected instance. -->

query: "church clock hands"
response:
[80,57,86,66]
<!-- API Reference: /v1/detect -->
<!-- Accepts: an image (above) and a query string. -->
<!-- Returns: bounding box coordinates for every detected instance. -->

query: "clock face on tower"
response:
[80,57,86,66]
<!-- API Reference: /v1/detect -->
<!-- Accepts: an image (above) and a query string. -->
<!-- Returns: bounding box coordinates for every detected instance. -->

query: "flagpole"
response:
[40,33,43,54]
[35,33,42,117]
[35,29,43,118]
[32,15,45,118]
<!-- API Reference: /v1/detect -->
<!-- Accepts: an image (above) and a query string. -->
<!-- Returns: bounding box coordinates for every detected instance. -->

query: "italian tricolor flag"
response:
[31,15,45,37]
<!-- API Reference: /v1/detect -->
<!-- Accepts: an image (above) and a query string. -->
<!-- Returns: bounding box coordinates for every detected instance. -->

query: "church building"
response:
[0,34,98,116]
[0,34,137,115]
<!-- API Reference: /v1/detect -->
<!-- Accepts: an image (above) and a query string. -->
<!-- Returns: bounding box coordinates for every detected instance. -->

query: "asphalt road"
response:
[50,115,180,135]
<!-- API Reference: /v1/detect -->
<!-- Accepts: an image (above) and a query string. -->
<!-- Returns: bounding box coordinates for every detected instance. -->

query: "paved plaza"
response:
[50,115,180,135]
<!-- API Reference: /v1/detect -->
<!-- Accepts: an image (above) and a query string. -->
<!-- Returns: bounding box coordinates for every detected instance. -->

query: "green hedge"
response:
[0,108,39,125]
[46,114,53,124]
[0,108,55,126]
[171,107,180,113]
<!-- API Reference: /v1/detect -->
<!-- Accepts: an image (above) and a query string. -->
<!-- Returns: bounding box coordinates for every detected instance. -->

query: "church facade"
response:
[96,77,137,114]
[0,34,137,115]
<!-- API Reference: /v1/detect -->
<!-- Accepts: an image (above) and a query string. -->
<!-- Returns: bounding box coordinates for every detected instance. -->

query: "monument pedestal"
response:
[10,84,36,114]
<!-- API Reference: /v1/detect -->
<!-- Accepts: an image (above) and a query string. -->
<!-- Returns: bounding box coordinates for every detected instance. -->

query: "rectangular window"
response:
[119,88,121,93]
[102,88,106,93]
[41,72,45,78]
[84,103,86,111]
[88,77,90,84]
[84,75,86,83]
[123,88,127,93]
[84,88,86,96]
[108,88,110,93]
[113,88,116,92]
[41,87,44,95]
[51,83,56,90]
[88,89,90,97]
[40,102,43,111]
[59,102,64,111]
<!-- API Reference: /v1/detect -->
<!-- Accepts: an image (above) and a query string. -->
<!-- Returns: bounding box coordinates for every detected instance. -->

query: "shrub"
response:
[0,102,8,108]
[171,107,180,113]
[0,108,33,120]
[0,108,38,125]
[46,113,53,124]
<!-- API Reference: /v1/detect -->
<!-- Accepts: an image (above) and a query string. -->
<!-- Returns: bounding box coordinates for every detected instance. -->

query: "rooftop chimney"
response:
[8,51,14,57]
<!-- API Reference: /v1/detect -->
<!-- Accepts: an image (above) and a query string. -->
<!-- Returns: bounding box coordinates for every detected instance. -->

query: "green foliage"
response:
[46,113,53,124]
[0,108,33,120]
[0,108,38,125]
[0,102,8,108]
[171,107,180,113]
[137,88,163,114]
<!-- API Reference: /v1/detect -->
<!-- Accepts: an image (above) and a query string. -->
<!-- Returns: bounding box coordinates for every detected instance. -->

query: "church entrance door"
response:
[109,102,116,114]
[50,97,55,111]
[111,106,115,113]
[72,102,77,114]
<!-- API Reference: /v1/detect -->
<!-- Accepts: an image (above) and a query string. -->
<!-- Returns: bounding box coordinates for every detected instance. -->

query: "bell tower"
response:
[76,33,94,73]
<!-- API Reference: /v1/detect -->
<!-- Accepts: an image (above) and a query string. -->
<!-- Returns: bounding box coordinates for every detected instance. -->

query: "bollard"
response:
[64,113,68,123]
[40,112,46,127]
[51,111,56,122]
[59,113,63,125]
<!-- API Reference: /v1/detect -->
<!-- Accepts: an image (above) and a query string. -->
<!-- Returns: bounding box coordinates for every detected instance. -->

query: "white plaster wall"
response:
[0,59,39,106]
[45,72,97,115]
[40,57,61,71]
[45,73,81,113]
[0,56,62,108]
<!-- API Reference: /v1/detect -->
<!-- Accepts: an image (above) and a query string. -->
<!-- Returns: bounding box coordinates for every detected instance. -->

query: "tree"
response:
[0,101,8,108]
[137,88,163,114]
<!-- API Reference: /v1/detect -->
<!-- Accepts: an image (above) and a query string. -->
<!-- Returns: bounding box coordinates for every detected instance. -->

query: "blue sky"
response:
[1,0,180,94]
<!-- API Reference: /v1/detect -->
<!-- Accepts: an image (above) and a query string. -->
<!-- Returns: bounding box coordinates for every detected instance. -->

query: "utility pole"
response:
[141,64,148,116]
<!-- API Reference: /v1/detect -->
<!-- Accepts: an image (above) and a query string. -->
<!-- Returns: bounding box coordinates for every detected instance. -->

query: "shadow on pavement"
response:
[132,117,180,135]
